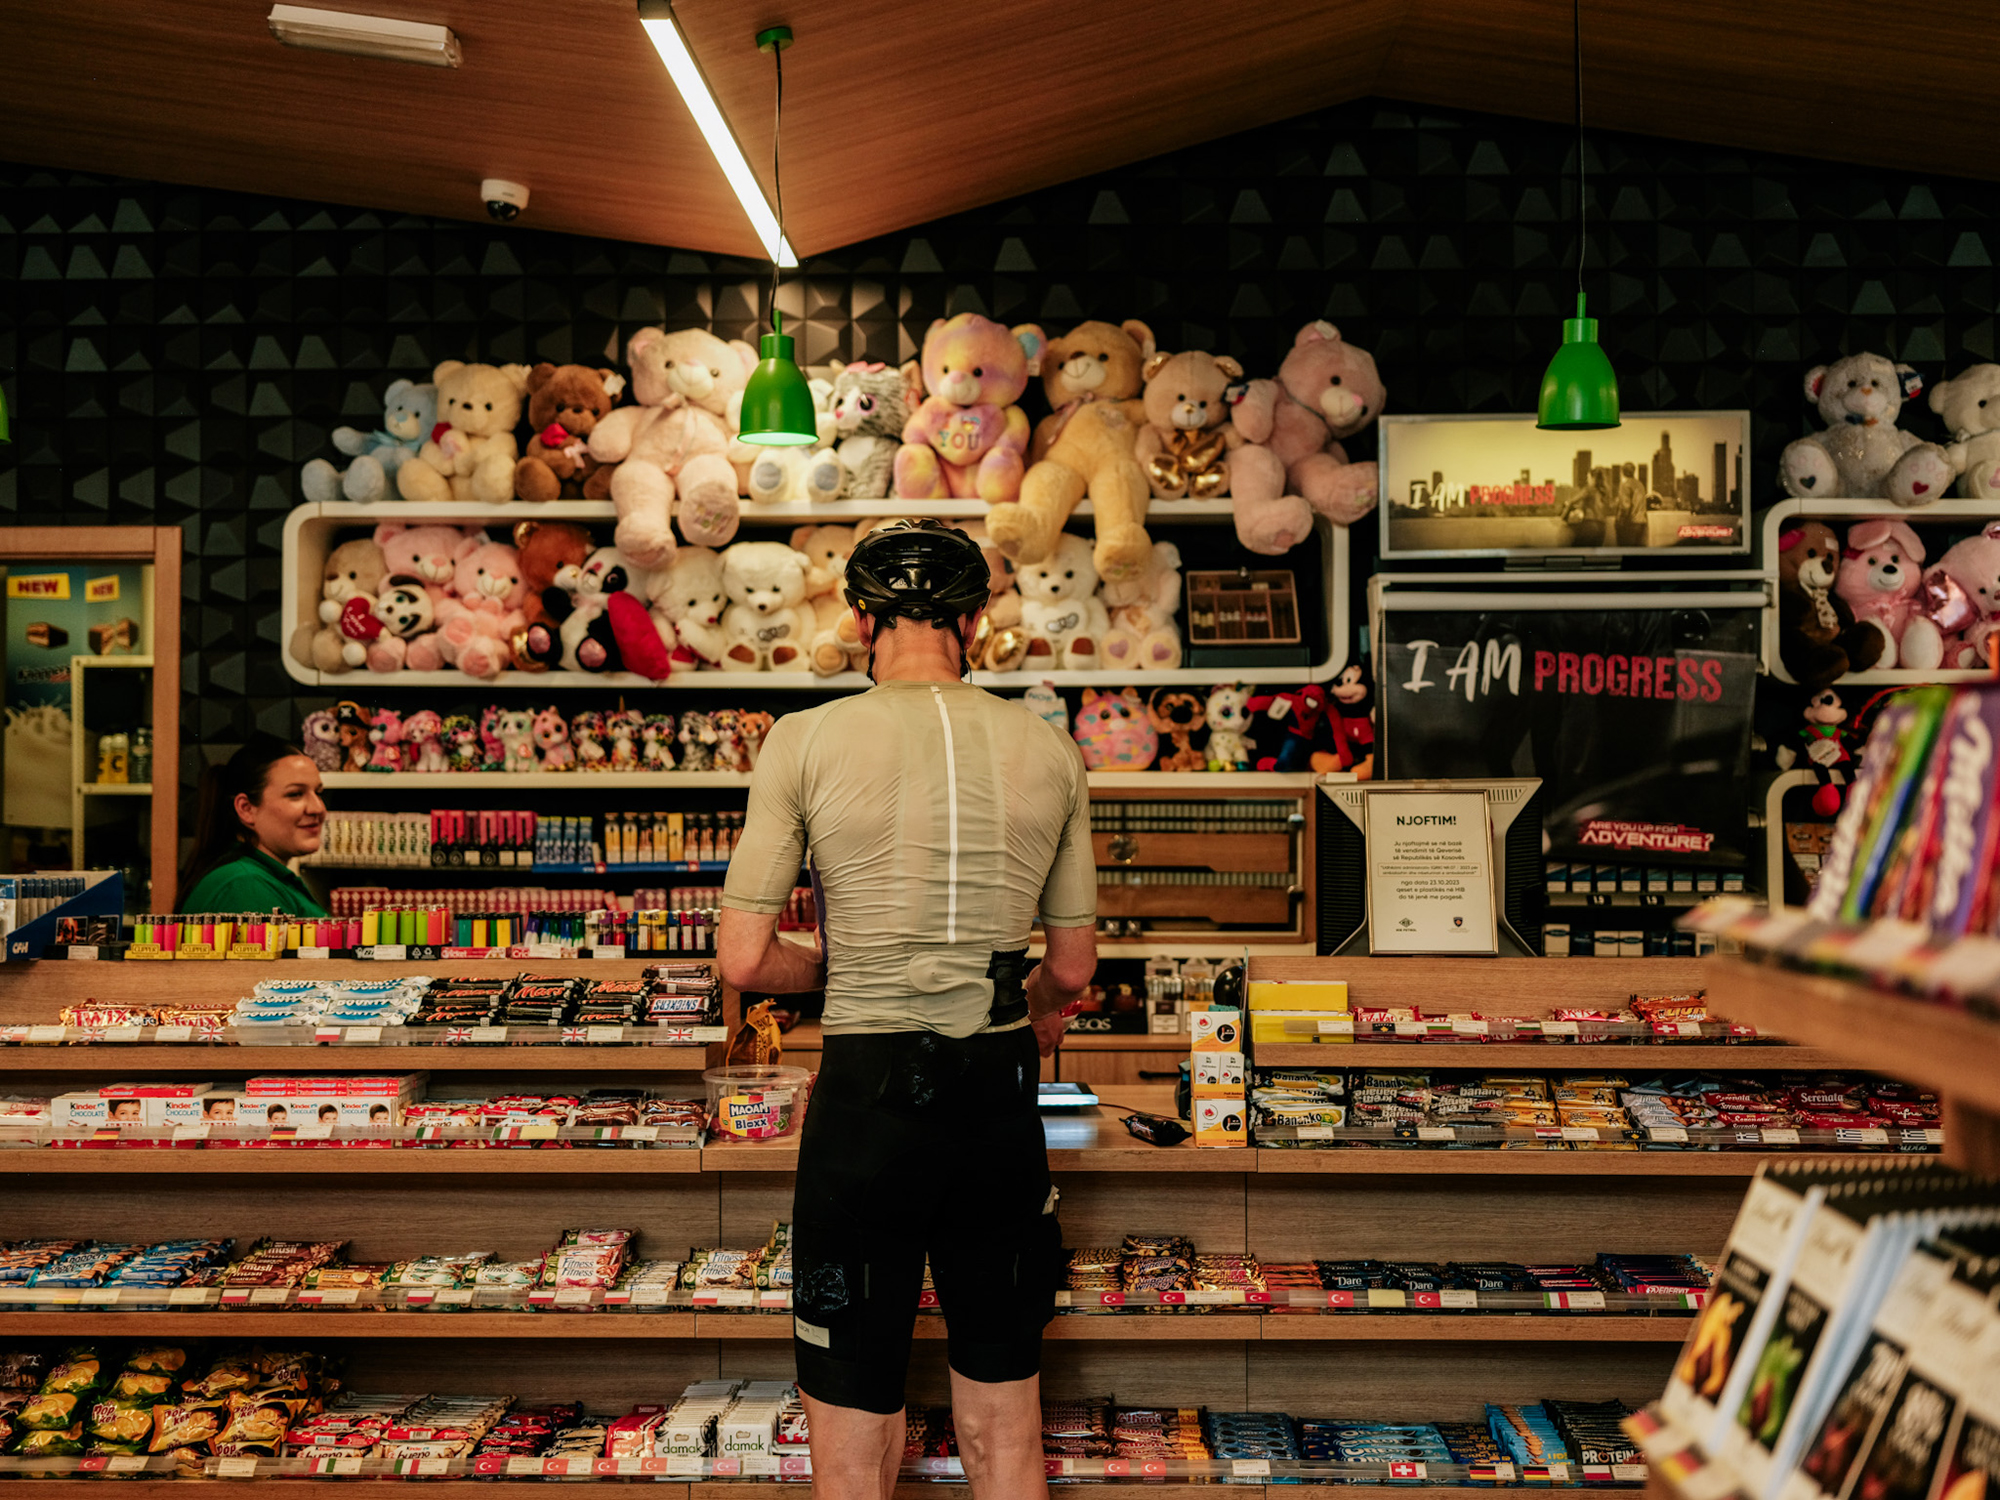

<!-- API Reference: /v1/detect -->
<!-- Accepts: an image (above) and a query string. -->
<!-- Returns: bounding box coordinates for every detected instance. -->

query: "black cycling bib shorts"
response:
[790,1012,1064,1415]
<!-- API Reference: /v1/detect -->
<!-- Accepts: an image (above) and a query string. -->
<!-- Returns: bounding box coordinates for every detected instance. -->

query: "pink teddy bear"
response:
[895,314,1047,503]
[1832,518,1926,670]
[1230,321,1388,551]
[426,535,527,679]
[1906,522,2000,671]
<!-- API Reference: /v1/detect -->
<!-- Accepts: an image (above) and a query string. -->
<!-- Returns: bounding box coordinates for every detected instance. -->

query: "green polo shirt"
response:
[181,846,329,918]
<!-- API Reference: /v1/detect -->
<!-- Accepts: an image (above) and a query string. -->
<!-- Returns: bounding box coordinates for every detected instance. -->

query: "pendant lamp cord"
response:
[769,39,785,329]
[1574,0,1584,300]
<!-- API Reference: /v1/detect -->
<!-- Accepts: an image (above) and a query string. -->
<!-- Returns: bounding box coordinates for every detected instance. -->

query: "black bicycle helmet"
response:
[842,519,991,626]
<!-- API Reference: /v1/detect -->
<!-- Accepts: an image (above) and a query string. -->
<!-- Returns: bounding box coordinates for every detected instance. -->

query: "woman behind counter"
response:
[178,733,330,918]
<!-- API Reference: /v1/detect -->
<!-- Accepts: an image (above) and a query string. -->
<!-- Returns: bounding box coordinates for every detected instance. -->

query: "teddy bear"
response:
[651,544,729,671]
[962,520,1028,675]
[513,364,626,502]
[588,327,754,563]
[540,547,676,679]
[352,578,436,672]
[828,362,921,500]
[301,379,437,505]
[1133,348,1248,510]
[787,524,866,677]
[987,319,1157,583]
[1147,688,1207,773]
[373,522,466,597]
[719,541,815,672]
[1905,522,2000,670]
[1203,683,1254,770]
[1230,321,1388,545]
[291,535,387,672]
[1016,532,1109,673]
[1071,688,1157,770]
[509,519,597,671]
[1101,539,1182,673]
[1833,518,1927,669]
[1778,353,1954,503]
[427,535,527,679]
[402,709,448,772]
[1777,520,1884,689]
[730,377,843,506]
[895,314,1046,504]
[1922,364,2000,500]
[395,360,532,504]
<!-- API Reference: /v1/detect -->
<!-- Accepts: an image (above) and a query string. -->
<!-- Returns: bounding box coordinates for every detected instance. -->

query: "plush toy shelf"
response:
[1762,497,2000,686]
[280,501,1350,692]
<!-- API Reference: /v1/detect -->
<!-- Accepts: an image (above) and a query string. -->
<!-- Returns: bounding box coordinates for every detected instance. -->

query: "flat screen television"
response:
[1377,411,1752,560]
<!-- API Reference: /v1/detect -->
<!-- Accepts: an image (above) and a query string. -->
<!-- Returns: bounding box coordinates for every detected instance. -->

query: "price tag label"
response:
[1450,1018,1490,1035]
[169,1287,210,1305]
[1648,1127,1690,1143]
[666,1456,704,1477]
[249,1287,289,1304]
[1561,1291,1606,1310]
[1544,1464,1571,1482]
[506,1456,541,1475]
[1924,1128,1947,1145]
[103,1026,143,1043]
[1440,1289,1480,1309]
[1316,1016,1355,1035]
[68,946,99,961]
[1671,1020,1704,1037]
[622,1125,658,1141]
[1393,1019,1430,1036]
[172,1122,210,1142]
[615,1458,645,1475]
[467,1026,507,1044]
[1367,1289,1408,1309]
[526,943,564,959]
[345,1025,382,1042]
[1838,1127,1891,1145]
[1230,1459,1272,1478]
[310,1455,363,1475]
[593,945,626,960]
[81,1287,120,1305]
[1613,1464,1651,1481]
[1540,1020,1580,1036]
[315,1288,361,1304]
[291,1123,333,1139]
[156,1025,193,1042]
[105,1455,148,1472]
[554,1287,593,1305]
[216,1456,259,1478]
[295,946,330,961]
[432,1289,473,1306]
[369,946,407,961]
[1296,1125,1335,1141]
[514,1122,559,1140]
[1416,1126,1455,1141]
[587,1025,624,1043]
[713,1287,754,1306]
[1560,1126,1600,1141]
[629,1284,673,1306]
[27,1024,65,1043]
[410,1458,450,1476]
[1763,1128,1802,1146]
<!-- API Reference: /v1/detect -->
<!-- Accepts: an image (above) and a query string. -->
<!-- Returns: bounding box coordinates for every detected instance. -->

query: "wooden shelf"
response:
[1704,955,2000,1175]
[1251,1043,1843,1070]
[697,1313,1694,1343]
[0,1150,705,1175]
[1252,1151,1770,1176]
[3,1045,716,1072]
[0,1311,700,1339]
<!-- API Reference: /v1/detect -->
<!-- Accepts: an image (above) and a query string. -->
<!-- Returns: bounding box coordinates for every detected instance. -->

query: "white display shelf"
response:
[282,501,1349,691]
[1761,497,2000,685]
[317,769,1315,791]
[77,781,153,796]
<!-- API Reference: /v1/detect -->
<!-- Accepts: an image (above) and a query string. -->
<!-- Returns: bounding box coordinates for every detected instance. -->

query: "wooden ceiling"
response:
[1,0,1991,259]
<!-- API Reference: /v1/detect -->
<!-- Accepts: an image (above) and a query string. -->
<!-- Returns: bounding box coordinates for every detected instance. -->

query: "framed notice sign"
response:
[1364,789,1498,955]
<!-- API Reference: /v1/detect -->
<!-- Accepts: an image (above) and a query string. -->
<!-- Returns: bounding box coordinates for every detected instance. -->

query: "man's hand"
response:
[1032,1007,1068,1058]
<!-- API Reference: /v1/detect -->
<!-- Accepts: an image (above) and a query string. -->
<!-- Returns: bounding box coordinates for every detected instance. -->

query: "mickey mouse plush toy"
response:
[1327,659,1375,778]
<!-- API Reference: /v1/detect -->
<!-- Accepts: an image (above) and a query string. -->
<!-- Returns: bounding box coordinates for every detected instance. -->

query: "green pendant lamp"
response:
[0,379,11,444]
[735,24,818,447]
[1536,0,1619,431]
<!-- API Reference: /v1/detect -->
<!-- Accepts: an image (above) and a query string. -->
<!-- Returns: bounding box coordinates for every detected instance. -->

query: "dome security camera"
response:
[481,179,529,222]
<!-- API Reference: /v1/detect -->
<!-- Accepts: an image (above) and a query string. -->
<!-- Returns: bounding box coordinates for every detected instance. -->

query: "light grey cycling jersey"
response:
[721,679,1096,1037]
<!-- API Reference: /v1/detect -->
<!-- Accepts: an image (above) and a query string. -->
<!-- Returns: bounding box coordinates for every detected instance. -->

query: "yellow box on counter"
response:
[1191,1052,1245,1089]
[1189,1008,1244,1051]
[1192,1095,1248,1147]
[1246,980,1348,1013]
[1250,1010,1354,1045]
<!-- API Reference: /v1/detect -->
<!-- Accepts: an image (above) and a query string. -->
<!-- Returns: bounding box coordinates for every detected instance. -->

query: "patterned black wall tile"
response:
[5,97,2000,783]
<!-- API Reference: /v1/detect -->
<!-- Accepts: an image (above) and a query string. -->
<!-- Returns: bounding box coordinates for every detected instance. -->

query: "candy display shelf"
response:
[315,769,1317,792]
[1701,953,2000,1177]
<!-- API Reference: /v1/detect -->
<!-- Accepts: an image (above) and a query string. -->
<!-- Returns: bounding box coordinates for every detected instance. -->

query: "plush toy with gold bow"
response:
[1134,349,1244,507]
[988,319,1156,584]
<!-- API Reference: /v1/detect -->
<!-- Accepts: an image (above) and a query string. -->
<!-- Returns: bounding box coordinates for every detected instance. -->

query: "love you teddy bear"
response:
[291,536,387,673]
[588,327,754,563]
[1778,352,1954,504]
[301,378,436,504]
[986,319,1156,584]
[514,364,625,502]
[396,361,532,504]
[1230,320,1388,545]
[895,314,1046,504]
[1833,518,1927,669]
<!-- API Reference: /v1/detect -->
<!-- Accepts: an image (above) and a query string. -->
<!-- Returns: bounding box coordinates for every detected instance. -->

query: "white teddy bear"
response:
[651,545,729,670]
[1016,532,1109,673]
[719,542,815,673]
[1779,353,1954,504]
[1100,539,1183,672]
[1925,364,2000,500]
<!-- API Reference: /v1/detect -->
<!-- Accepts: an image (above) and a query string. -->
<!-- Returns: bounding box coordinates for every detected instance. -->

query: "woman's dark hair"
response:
[178,733,309,898]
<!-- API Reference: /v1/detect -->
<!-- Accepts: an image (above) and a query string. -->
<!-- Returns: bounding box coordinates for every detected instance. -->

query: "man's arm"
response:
[1026,923,1095,1058]
[718,909,827,996]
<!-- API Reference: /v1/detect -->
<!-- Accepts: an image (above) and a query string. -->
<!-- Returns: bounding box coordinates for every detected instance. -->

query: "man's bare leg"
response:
[803,1394,905,1500]
[949,1369,1049,1500]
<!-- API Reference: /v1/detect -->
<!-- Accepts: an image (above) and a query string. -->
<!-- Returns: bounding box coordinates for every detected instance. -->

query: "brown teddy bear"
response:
[1133,349,1246,508]
[514,364,626,502]
[510,518,595,670]
[1777,519,1883,690]
[988,319,1157,584]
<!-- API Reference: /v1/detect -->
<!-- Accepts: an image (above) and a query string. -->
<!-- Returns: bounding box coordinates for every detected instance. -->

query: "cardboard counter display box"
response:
[1189,1007,1244,1051]
[1192,1095,1248,1146]
[1191,1051,1244,1090]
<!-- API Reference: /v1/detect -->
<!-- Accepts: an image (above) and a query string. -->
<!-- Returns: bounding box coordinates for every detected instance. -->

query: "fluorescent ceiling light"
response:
[637,0,798,266]
[267,5,462,68]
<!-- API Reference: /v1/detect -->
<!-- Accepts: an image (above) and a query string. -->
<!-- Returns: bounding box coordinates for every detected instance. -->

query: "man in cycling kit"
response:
[719,520,1097,1500]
